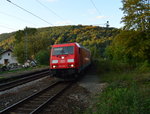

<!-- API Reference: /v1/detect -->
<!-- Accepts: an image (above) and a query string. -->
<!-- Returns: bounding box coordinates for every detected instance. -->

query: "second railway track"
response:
[0,81,73,114]
[0,70,50,91]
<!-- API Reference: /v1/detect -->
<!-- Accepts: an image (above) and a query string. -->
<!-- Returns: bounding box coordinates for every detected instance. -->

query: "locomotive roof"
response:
[52,42,80,47]
[52,42,90,52]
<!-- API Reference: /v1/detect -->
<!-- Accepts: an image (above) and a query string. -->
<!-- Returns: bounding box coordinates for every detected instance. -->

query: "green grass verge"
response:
[86,84,150,114]
[84,59,150,114]
[0,65,49,75]
[0,76,5,79]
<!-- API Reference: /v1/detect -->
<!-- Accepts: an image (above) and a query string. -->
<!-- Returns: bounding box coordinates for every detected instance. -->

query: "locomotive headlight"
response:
[67,59,74,62]
[52,60,58,63]
[53,65,56,68]
[68,64,74,67]
[71,64,74,67]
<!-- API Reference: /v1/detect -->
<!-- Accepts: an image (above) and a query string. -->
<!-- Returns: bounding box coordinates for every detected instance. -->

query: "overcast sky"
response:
[0,0,124,34]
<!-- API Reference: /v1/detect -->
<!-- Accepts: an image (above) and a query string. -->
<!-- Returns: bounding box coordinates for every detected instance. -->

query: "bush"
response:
[86,84,150,114]
[35,50,50,65]
[96,59,134,74]
[105,31,150,65]
[137,61,150,73]
[85,59,150,114]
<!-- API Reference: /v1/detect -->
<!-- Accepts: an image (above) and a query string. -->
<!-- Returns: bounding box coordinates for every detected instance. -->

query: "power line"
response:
[0,11,37,26]
[6,0,53,26]
[36,0,65,21]
[0,25,16,30]
[90,0,101,15]
[90,1,109,27]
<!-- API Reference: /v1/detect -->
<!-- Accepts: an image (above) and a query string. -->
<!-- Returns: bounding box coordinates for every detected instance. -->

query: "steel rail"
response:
[0,70,50,91]
[0,68,49,83]
[30,82,73,114]
[0,81,62,114]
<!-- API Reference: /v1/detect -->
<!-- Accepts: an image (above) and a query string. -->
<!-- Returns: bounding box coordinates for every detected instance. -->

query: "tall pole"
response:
[25,27,28,62]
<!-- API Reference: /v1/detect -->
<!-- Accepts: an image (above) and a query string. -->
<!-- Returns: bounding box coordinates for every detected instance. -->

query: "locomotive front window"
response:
[52,46,74,55]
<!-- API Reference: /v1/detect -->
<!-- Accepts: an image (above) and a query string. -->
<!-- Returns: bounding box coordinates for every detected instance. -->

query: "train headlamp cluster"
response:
[70,64,74,67]
[52,65,57,68]
[68,64,74,68]
[52,64,74,68]
[52,59,74,63]
[52,60,58,63]
[61,56,65,59]
[52,59,75,68]
[67,59,74,62]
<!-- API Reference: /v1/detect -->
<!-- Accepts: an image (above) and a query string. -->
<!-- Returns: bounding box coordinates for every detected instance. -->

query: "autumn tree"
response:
[0,25,118,63]
[14,27,37,63]
[106,0,150,64]
[121,0,150,31]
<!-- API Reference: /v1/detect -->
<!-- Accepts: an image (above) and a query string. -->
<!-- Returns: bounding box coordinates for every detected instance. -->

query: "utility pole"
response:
[105,21,110,58]
[24,27,28,62]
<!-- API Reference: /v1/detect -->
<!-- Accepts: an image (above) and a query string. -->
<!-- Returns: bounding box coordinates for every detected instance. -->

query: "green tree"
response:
[106,31,150,63]
[121,0,150,31]
[105,0,150,65]
[13,42,25,63]
[2,25,118,63]
[35,50,50,65]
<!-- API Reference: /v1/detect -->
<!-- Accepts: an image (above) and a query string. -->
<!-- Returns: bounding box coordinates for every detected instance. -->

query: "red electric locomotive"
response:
[50,43,91,79]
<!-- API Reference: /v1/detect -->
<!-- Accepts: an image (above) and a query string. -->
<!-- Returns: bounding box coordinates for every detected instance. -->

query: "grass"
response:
[0,65,49,75]
[0,76,5,79]
[0,65,49,82]
[84,59,150,114]
[86,84,150,114]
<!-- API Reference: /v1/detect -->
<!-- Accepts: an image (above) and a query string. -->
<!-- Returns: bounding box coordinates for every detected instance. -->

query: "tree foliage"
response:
[121,0,150,31]
[106,31,150,63]
[35,50,49,65]
[0,25,118,64]
[106,0,150,65]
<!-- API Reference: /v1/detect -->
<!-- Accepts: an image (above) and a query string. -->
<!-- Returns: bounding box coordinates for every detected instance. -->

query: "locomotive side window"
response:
[52,46,74,55]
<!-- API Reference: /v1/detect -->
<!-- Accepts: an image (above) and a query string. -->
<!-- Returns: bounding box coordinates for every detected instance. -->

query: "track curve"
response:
[0,81,73,114]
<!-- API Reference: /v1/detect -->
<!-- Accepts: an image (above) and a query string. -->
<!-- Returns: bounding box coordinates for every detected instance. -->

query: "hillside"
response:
[0,25,120,63]
[0,32,15,41]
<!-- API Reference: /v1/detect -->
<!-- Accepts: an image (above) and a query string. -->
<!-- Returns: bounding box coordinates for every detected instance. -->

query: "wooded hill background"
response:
[0,25,119,63]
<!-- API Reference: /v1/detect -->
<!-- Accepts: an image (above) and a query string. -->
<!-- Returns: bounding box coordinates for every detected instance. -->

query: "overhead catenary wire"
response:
[0,25,16,30]
[36,0,65,21]
[6,0,53,26]
[90,0,101,16]
[90,0,109,27]
[0,11,37,26]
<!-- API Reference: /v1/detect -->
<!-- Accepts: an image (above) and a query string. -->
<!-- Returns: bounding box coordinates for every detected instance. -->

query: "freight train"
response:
[50,43,91,80]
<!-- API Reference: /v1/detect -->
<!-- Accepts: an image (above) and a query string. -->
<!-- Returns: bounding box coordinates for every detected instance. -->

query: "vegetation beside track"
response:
[0,65,48,79]
[84,59,150,114]
[84,0,150,113]
[0,76,5,79]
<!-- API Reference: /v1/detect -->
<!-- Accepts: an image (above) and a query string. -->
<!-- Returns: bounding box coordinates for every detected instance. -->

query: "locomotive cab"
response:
[50,43,79,79]
[50,43,91,80]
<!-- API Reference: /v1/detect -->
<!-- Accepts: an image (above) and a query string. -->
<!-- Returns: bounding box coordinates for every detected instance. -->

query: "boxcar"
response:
[50,43,91,79]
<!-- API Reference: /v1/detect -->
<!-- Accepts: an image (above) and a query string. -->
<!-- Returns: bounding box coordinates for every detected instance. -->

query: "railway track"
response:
[0,81,73,114]
[0,70,50,91]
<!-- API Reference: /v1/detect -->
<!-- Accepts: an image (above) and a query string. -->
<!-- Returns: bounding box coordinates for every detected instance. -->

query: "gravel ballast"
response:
[0,67,107,113]
[0,76,56,111]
